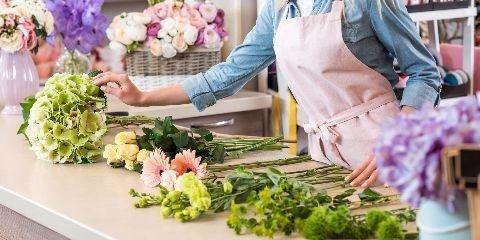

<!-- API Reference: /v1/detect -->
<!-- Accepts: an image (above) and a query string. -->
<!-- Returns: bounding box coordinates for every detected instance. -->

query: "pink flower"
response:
[199,3,218,23]
[0,0,7,8]
[217,9,225,19]
[171,150,207,179]
[167,4,182,18]
[147,22,161,36]
[194,28,205,47]
[213,16,223,26]
[155,4,169,19]
[203,26,222,49]
[212,23,228,39]
[140,149,171,188]
[160,170,178,191]
[186,8,207,29]
[20,20,37,51]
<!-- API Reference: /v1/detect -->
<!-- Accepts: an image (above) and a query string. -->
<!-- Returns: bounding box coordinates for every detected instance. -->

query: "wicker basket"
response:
[126,48,221,76]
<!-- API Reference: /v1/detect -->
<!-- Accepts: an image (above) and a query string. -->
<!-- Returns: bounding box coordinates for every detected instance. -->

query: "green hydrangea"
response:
[23,73,107,164]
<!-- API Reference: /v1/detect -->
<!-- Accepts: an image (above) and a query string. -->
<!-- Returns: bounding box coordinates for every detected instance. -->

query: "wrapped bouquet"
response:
[0,0,54,53]
[107,0,227,58]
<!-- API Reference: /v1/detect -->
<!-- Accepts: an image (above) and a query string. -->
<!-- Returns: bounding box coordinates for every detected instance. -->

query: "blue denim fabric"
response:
[181,0,441,111]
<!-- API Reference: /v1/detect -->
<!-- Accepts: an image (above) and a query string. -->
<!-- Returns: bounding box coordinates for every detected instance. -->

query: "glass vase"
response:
[0,50,40,115]
[54,47,91,74]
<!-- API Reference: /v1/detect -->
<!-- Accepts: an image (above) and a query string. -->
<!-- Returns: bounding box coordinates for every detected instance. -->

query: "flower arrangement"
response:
[107,0,227,58]
[375,96,480,212]
[18,72,107,163]
[45,0,108,73]
[0,0,54,53]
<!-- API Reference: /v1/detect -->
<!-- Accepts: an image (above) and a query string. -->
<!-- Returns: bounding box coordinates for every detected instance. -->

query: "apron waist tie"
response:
[303,122,340,144]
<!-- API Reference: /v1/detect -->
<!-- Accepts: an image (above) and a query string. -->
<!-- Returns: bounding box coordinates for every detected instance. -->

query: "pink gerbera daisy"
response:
[171,150,207,179]
[140,149,171,188]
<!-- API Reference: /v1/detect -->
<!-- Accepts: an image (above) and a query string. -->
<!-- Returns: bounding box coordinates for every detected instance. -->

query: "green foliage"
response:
[137,117,226,163]
[377,217,404,240]
[88,70,103,78]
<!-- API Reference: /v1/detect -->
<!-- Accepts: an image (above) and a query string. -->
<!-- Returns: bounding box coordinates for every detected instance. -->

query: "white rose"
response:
[0,30,24,53]
[168,28,178,37]
[172,34,187,53]
[131,12,151,25]
[162,43,177,58]
[106,28,115,41]
[44,12,54,35]
[31,7,46,25]
[149,38,163,57]
[114,26,133,46]
[109,41,127,55]
[161,18,176,32]
[162,35,173,43]
[0,18,4,28]
[127,25,147,42]
[184,25,198,45]
[13,5,29,18]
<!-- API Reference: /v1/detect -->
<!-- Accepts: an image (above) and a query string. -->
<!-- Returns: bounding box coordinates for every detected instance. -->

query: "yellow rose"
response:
[116,144,140,161]
[114,131,137,145]
[103,144,120,165]
[125,159,136,171]
[136,149,151,163]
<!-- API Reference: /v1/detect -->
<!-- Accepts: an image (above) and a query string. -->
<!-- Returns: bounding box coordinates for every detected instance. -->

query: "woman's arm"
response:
[368,0,442,109]
[94,0,277,110]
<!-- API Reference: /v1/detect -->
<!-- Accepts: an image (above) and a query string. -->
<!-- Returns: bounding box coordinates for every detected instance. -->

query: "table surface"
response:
[0,115,404,240]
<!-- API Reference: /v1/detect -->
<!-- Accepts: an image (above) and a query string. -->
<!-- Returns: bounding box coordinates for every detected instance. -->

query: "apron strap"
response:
[329,0,344,22]
[285,0,301,19]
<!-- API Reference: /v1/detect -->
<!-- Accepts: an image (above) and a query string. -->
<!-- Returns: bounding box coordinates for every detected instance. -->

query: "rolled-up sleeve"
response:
[181,0,276,111]
[368,0,441,109]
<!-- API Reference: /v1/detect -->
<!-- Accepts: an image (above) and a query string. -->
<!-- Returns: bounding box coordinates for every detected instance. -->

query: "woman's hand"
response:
[93,72,146,107]
[346,154,379,188]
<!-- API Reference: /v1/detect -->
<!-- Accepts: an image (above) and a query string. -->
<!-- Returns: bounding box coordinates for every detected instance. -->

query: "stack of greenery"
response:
[130,166,416,239]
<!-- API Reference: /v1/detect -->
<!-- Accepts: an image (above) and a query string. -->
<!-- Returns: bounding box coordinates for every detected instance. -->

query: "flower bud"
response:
[223,181,233,194]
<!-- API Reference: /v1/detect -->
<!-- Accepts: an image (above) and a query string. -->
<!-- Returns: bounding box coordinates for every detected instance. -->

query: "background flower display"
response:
[45,0,108,74]
[19,73,108,164]
[107,0,228,58]
[375,96,480,211]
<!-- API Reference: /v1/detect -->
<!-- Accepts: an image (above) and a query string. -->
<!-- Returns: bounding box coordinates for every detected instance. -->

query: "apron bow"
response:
[303,121,340,144]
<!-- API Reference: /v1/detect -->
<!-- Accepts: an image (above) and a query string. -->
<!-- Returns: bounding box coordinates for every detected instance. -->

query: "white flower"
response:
[203,27,222,49]
[157,29,168,39]
[127,25,147,42]
[0,30,24,53]
[168,28,178,37]
[131,12,151,25]
[149,38,163,57]
[106,28,115,41]
[184,25,198,45]
[172,34,187,53]
[113,26,134,46]
[109,41,127,55]
[0,18,4,28]
[160,170,178,191]
[44,12,54,35]
[175,17,189,33]
[161,18,176,32]
[162,42,177,58]
[162,35,173,43]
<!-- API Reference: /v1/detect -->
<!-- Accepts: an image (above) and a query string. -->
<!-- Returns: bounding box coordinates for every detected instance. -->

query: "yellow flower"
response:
[136,149,151,163]
[116,144,140,161]
[125,159,136,171]
[114,131,137,145]
[103,144,120,165]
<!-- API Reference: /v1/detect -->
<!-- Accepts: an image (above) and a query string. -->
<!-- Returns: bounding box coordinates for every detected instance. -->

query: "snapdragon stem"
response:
[208,155,312,173]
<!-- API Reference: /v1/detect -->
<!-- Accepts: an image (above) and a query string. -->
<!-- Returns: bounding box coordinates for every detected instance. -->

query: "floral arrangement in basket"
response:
[107,0,227,58]
[0,0,55,53]
[375,96,480,212]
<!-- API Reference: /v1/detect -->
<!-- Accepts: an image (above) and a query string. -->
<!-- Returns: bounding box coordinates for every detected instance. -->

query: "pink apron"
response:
[274,0,400,170]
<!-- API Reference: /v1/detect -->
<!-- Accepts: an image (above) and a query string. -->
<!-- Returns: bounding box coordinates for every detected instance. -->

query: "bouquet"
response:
[0,0,55,53]
[107,0,227,58]
[19,72,108,164]
[375,96,480,211]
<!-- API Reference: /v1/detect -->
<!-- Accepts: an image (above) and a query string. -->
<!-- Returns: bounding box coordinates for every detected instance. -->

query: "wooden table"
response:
[0,115,406,240]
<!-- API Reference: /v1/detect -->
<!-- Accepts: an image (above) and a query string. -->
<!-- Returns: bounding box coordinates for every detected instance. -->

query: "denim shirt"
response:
[181,0,441,111]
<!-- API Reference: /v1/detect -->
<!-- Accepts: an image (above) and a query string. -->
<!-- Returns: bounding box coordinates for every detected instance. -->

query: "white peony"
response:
[0,30,24,53]
[184,25,198,45]
[131,12,151,25]
[0,18,4,28]
[127,25,147,42]
[44,12,54,35]
[172,34,187,53]
[149,38,163,57]
[157,29,168,39]
[163,35,173,43]
[167,28,178,37]
[114,26,134,45]
[162,42,177,58]
[161,18,176,33]
[109,41,127,55]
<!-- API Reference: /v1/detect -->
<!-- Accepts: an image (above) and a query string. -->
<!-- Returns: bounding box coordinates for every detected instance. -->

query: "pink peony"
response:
[155,4,169,19]
[167,4,182,18]
[213,15,223,26]
[194,28,205,47]
[147,22,161,36]
[199,3,217,23]
[171,150,207,179]
[140,149,171,188]
[20,20,37,51]
[187,8,207,29]
[203,26,222,49]
[212,23,228,39]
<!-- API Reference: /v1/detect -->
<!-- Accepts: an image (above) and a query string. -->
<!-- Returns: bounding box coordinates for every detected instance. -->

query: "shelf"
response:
[409,7,477,22]
[107,90,272,119]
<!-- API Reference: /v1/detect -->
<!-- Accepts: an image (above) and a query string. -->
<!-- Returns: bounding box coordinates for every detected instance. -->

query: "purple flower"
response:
[213,15,224,26]
[212,23,228,39]
[45,0,108,54]
[194,27,205,47]
[375,97,480,212]
[147,22,161,37]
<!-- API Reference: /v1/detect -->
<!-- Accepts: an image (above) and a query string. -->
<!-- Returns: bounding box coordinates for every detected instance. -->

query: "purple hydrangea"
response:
[375,96,480,212]
[45,0,108,54]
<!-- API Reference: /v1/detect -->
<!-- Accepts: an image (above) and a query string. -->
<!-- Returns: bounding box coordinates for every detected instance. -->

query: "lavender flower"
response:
[45,0,107,54]
[375,96,480,212]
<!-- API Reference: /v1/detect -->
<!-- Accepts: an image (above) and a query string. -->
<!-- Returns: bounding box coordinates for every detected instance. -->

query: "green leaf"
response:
[17,122,28,135]
[88,70,103,78]
[193,128,214,141]
[170,132,189,148]
[333,189,356,205]
[265,168,284,186]
[211,145,226,163]
[358,188,382,203]
[20,96,37,122]
[133,163,143,173]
